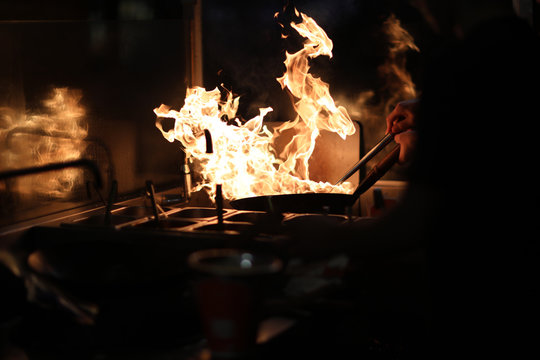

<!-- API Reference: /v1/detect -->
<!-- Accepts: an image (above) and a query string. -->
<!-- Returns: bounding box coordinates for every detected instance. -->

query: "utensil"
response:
[335,133,394,185]
[216,184,224,228]
[146,180,160,224]
[104,180,118,226]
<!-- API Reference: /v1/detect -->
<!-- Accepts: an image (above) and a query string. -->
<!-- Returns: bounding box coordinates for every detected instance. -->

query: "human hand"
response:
[394,130,418,164]
[386,99,420,134]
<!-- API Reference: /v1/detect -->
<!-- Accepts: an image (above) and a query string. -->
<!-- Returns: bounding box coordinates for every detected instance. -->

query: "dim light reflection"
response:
[0,87,88,199]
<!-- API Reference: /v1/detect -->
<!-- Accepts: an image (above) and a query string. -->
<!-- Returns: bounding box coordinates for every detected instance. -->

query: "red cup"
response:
[188,249,283,359]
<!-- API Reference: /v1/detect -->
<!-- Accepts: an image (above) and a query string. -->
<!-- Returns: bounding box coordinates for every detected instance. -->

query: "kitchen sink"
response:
[112,206,172,217]
[225,211,271,223]
[194,222,255,233]
[133,218,197,230]
[169,207,226,219]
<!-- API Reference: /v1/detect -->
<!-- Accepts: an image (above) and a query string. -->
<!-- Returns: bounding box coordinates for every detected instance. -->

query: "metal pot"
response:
[230,143,400,214]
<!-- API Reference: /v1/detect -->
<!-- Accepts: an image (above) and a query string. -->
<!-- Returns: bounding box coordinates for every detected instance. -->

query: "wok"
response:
[230,142,401,214]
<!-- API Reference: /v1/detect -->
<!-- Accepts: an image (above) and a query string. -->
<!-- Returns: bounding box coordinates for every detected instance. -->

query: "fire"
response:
[155,87,277,200]
[275,9,356,181]
[155,8,356,201]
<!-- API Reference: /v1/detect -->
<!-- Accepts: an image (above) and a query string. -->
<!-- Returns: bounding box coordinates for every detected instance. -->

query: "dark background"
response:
[1,0,536,225]
[202,0,429,121]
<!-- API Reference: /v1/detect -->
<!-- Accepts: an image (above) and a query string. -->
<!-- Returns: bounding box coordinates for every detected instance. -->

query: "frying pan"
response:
[230,140,401,214]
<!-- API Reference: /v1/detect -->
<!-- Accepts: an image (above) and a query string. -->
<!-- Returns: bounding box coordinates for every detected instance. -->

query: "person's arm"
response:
[280,184,435,261]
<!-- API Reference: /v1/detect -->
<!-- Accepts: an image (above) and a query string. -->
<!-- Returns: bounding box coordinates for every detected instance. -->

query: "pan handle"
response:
[349,143,401,204]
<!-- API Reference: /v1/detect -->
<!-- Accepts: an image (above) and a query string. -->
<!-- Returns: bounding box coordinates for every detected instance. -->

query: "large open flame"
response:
[275,8,356,182]
[155,8,356,200]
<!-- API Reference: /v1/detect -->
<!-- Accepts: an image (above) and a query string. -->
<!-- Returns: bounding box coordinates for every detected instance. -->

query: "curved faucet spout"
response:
[0,158,103,189]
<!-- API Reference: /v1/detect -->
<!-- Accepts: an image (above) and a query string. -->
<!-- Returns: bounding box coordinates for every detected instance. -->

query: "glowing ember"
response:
[154,8,357,201]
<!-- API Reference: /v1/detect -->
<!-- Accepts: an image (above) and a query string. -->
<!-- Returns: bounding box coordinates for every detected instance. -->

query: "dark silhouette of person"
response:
[284,1,540,358]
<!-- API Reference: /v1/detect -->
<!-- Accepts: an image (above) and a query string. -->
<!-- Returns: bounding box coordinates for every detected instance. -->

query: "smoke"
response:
[344,14,419,151]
